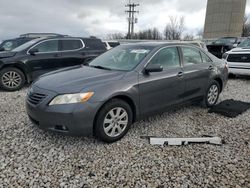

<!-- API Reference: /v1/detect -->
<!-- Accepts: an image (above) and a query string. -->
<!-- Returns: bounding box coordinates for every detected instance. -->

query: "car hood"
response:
[228,47,250,53]
[0,51,17,59]
[34,66,126,93]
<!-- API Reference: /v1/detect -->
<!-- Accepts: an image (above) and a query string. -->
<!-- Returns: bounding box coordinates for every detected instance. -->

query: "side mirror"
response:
[144,64,163,74]
[29,48,39,55]
[0,47,5,52]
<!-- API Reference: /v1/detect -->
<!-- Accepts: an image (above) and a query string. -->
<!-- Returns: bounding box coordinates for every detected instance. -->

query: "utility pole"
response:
[125,1,139,39]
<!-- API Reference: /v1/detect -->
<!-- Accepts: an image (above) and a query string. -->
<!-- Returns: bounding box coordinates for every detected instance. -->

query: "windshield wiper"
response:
[89,65,112,70]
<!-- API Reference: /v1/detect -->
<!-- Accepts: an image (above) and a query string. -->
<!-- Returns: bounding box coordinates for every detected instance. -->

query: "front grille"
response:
[28,92,47,105]
[227,54,250,63]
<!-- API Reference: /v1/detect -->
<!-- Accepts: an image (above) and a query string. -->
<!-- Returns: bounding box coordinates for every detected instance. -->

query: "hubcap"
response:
[103,107,128,137]
[1,71,22,89]
[207,85,219,105]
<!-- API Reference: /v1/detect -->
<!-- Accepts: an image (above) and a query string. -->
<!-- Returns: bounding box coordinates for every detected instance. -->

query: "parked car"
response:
[0,37,106,91]
[206,37,245,58]
[222,38,250,76]
[26,42,228,143]
[102,40,120,50]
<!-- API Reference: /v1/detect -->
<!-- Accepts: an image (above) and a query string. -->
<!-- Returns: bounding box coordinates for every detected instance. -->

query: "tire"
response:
[0,67,25,91]
[202,80,220,108]
[94,99,133,143]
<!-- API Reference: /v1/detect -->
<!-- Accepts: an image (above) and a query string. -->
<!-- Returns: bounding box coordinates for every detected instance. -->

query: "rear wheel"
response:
[94,99,133,143]
[0,67,25,91]
[202,80,220,108]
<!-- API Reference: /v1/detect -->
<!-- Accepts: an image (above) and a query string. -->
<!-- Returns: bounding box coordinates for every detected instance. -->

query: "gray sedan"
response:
[26,42,228,142]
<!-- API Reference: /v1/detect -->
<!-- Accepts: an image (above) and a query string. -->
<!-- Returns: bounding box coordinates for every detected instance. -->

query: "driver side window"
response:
[150,47,180,70]
[32,40,59,53]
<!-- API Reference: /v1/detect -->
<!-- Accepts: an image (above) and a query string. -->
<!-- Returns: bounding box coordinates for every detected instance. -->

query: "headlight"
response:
[222,53,228,60]
[49,92,94,105]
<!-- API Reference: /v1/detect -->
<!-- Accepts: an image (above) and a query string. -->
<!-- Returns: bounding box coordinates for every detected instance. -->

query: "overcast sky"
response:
[0,0,250,40]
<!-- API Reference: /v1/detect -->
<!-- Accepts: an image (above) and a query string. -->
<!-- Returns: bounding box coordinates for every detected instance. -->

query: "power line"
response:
[125,2,139,39]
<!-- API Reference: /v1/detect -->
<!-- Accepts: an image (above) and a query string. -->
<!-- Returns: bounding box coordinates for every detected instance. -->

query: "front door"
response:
[139,46,185,115]
[25,39,62,80]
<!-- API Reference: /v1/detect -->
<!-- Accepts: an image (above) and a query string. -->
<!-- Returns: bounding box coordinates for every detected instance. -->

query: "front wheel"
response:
[0,67,25,91]
[94,99,133,143]
[202,80,220,108]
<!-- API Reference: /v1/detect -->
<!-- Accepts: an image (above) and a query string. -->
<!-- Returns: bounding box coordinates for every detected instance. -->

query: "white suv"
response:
[222,38,250,76]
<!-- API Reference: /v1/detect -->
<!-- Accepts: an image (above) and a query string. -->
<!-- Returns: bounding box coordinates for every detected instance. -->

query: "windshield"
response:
[89,45,153,71]
[213,37,236,45]
[238,39,250,48]
[12,39,41,52]
[0,40,16,51]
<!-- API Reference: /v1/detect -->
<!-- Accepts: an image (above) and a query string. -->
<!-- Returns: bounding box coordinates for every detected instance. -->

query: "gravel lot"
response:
[0,78,250,188]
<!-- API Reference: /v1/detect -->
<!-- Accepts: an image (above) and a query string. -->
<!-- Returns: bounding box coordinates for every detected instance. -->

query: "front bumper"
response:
[25,86,102,136]
[227,62,250,76]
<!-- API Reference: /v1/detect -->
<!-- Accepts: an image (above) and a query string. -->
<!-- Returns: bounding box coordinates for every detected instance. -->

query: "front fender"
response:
[0,61,31,83]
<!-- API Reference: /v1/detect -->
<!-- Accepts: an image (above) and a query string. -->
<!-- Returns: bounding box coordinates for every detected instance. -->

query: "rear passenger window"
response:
[201,52,212,63]
[150,47,180,70]
[61,40,83,51]
[182,47,202,65]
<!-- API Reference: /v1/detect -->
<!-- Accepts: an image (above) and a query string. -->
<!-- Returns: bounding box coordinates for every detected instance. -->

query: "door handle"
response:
[177,72,183,77]
[54,54,60,57]
[208,65,214,70]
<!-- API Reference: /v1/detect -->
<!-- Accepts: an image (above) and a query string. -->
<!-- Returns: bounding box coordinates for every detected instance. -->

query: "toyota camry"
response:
[26,42,228,142]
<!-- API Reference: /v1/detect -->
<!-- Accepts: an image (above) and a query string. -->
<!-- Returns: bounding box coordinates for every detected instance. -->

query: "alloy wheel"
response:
[207,84,219,105]
[103,107,128,137]
[1,71,22,89]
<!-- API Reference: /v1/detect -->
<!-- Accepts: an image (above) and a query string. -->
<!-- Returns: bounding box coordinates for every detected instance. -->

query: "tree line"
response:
[107,14,250,40]
[107,16,200,40]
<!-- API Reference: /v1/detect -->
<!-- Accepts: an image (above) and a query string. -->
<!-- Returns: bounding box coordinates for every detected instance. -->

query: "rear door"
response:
[139,46,185,115]
[26,39,62,79]
[59,39,86,67]
[180,46,213,101]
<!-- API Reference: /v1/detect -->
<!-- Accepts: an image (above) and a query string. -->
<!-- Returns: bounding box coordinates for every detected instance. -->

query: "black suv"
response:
[0,37,106,91]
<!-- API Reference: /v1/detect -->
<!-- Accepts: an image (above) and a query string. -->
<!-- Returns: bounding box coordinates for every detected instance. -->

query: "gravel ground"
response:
[0,78,250,188]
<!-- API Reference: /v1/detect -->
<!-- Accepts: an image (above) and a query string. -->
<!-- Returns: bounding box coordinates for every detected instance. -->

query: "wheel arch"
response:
[93,94,137,134]
[213,77,223,92]
[1,63,30,83]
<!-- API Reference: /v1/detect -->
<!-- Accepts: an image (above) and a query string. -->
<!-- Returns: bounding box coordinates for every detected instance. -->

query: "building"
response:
[203,0,247,39]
